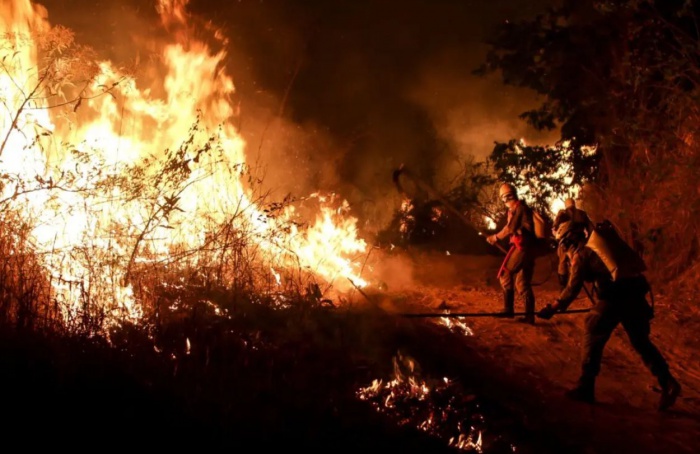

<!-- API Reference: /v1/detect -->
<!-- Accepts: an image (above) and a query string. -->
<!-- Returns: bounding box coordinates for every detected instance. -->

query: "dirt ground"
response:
[367,247,700,454]
[2,245,697,452]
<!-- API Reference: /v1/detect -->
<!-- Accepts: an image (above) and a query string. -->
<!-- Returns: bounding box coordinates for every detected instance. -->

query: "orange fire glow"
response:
[483,139,598,229]
[0,0,368,328]
[357,352,485,452]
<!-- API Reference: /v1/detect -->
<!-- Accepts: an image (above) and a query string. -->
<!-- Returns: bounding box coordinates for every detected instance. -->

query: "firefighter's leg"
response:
[498,271,515,317]
[568,301,618,402]
[621,303,680,410]
[499,248,524,318]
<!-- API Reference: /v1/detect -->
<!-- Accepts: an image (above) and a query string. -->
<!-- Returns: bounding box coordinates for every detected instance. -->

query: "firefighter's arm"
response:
[538,251,584,319]
[495,205,522,240]
[487,208,515,244]
[556,252,585,310]
[488,220,510,243]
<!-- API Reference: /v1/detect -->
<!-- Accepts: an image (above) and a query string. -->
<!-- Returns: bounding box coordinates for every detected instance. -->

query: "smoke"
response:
[366,247,501,301]
[371,251,417,292]
[407,47,560,188]
[33,0,558,238]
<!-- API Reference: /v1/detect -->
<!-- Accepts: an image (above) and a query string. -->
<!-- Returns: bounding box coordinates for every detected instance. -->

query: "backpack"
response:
[530,207,556,257]
[532,210,551,240]
[586,219,647,281]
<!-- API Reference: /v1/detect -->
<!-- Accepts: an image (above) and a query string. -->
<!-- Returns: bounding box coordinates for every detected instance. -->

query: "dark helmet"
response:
[498,183,517,202]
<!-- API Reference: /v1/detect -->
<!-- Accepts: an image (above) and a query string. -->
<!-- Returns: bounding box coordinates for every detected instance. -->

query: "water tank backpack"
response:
[532,210,551,240]
[586,220,647,281]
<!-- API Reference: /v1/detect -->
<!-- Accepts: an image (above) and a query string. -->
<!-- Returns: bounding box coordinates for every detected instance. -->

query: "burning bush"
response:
[0,0,371,336]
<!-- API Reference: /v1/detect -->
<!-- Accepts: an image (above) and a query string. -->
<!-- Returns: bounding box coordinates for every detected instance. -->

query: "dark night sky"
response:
[40,0,559,232]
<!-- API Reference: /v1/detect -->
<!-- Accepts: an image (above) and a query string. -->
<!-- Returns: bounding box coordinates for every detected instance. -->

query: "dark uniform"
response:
[538,240,681,410]
[553,204,594,287]
[493,200,537,323]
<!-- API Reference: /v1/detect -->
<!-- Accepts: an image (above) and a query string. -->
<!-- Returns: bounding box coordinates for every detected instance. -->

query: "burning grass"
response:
[0,284,484,450]
[0,0,374,337]
[357,352,484,452]
[0,2,458,447]
[1,273,547,452]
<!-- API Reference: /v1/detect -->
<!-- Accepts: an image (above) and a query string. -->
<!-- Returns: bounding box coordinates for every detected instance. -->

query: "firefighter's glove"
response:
[486,235,497,245]
[537,304,558,320]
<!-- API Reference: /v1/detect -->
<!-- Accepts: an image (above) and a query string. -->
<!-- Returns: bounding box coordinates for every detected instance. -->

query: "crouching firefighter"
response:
[537,221,681,411]
[486,183,537,324]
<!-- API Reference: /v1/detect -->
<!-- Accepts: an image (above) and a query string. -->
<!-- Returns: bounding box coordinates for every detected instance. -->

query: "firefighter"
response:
[552,198,594,289]
[486,183,537,324]
[537,221,681,411]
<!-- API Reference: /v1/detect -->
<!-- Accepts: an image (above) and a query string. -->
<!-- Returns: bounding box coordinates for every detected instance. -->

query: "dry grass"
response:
[0,210,56,331]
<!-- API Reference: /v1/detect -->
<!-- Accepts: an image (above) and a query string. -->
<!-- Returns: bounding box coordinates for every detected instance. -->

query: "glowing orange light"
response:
[0,0,369,329]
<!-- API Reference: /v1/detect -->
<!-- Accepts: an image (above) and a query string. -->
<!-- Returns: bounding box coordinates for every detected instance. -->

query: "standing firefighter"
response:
[552,198,594,289]
[537,221,681,410]
[486,183,537,324]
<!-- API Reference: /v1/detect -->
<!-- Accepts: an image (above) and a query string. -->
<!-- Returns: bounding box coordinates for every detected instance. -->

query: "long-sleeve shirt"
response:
[557,245,648,309]
[557,245,653,317]
[557,246,605,308]
[494,201,535,248]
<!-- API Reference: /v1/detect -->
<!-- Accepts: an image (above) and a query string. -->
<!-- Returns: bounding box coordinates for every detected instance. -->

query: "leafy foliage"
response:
[477,0,700,285]
[0,25,346,335]
[0,26,123,158]
[488,139,599,214]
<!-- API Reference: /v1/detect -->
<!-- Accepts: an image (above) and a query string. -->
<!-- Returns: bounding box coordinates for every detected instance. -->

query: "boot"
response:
[517,293,535,324]
[658,376,681,411]
[565,376,595,404]
[501,289,514,318]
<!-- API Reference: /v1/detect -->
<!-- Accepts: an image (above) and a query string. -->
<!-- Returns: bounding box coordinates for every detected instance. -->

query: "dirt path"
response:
[370,249,700,453]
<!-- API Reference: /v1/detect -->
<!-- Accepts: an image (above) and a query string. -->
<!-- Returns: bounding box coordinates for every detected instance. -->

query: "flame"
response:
[483,140,597,228]
[357,353,487,452]
[430,206,443,222]
[399,197,414,234]
[0,0,368,329]
[438,315,474,336]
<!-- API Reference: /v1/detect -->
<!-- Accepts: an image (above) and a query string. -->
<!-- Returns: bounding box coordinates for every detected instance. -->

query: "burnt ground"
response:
[370,248,700,454]
[0,249,698,452]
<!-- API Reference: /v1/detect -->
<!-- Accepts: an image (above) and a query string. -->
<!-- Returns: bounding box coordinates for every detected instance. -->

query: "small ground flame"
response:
[357,352,486,452]
[437,315,474,337]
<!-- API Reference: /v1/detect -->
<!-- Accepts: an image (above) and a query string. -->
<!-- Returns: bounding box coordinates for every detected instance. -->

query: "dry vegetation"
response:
[584,140,700,307]
[2,2,699,451]
[477,1,700,312]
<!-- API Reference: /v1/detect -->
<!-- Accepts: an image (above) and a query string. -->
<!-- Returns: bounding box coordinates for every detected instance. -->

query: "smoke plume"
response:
[37,0,559,238]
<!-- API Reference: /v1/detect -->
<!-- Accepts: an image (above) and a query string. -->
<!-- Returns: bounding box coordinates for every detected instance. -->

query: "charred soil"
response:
[1,250,698,453]
[377,248,700,454]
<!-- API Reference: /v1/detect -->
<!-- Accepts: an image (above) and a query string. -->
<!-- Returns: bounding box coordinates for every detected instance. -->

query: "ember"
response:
[357,352,489,452]
[437,315,474,337]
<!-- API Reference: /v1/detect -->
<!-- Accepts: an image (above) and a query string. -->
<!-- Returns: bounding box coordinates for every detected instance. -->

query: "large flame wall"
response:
[0,0,368,329]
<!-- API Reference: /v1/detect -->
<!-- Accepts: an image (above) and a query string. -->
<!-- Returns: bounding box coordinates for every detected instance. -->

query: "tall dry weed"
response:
[0,210,55,331]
